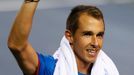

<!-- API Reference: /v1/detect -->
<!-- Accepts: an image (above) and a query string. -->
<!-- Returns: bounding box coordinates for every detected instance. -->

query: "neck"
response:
[77,60,93,74]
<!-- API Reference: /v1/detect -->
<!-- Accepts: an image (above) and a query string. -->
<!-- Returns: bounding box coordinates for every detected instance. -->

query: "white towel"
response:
[53,36,119,75]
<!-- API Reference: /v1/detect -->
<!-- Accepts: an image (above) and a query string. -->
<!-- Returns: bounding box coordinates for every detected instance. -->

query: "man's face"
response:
[71,14,104,64]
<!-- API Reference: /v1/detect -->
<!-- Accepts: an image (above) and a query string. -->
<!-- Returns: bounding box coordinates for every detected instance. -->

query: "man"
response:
[7,0,119,75]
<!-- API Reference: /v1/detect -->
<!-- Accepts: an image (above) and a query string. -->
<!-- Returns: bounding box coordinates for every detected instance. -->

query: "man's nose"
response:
[91,36,98,48]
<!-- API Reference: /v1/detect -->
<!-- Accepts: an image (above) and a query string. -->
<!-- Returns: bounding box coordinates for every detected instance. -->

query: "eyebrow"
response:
[97,32,104,35]
[82,31,93,35]
[82,31,104,35]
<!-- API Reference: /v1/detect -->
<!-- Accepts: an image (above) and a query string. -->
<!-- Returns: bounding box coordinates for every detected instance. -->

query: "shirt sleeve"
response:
[36,53,57,75]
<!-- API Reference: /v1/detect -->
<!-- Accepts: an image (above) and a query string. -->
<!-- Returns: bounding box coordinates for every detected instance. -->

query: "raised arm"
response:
[8,0,39,75]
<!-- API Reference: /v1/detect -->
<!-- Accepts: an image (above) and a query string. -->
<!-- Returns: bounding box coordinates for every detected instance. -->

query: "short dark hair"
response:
[66,5,104,35]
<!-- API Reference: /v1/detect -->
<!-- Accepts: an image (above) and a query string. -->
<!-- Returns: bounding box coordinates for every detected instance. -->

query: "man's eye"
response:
[84,33,92,36]
[97,33,104,38]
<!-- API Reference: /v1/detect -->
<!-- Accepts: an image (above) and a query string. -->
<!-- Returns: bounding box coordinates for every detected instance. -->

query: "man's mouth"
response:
[87,49,98,57]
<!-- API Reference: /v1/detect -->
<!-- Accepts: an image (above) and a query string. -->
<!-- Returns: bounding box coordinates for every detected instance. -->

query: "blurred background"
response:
[0,0,134,75]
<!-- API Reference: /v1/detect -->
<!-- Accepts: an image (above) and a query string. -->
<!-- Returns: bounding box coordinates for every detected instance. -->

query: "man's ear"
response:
[65,30,73,45]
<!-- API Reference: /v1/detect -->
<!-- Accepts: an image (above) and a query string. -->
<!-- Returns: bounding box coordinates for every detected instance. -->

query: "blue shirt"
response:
[37,53,87,75]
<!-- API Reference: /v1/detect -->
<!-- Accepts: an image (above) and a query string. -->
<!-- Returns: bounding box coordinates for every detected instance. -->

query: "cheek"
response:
[73,38,83,48]
[74,38,89,49]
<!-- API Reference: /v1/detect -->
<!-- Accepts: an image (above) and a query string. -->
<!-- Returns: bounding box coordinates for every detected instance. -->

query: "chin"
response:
[87,57,97,63]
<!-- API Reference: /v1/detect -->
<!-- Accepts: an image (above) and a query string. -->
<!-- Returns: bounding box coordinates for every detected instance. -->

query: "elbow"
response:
[7,39,25,53]
[7,39,14,50]
[7,40,20,53]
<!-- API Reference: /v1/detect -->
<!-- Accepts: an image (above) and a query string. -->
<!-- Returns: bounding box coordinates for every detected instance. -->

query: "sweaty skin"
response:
[66,13,104,74]
[8,1,39,75]
[8,1,105,75]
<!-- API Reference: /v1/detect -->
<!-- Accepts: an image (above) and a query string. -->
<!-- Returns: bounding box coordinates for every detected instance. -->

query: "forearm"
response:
[8,1,39,51]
